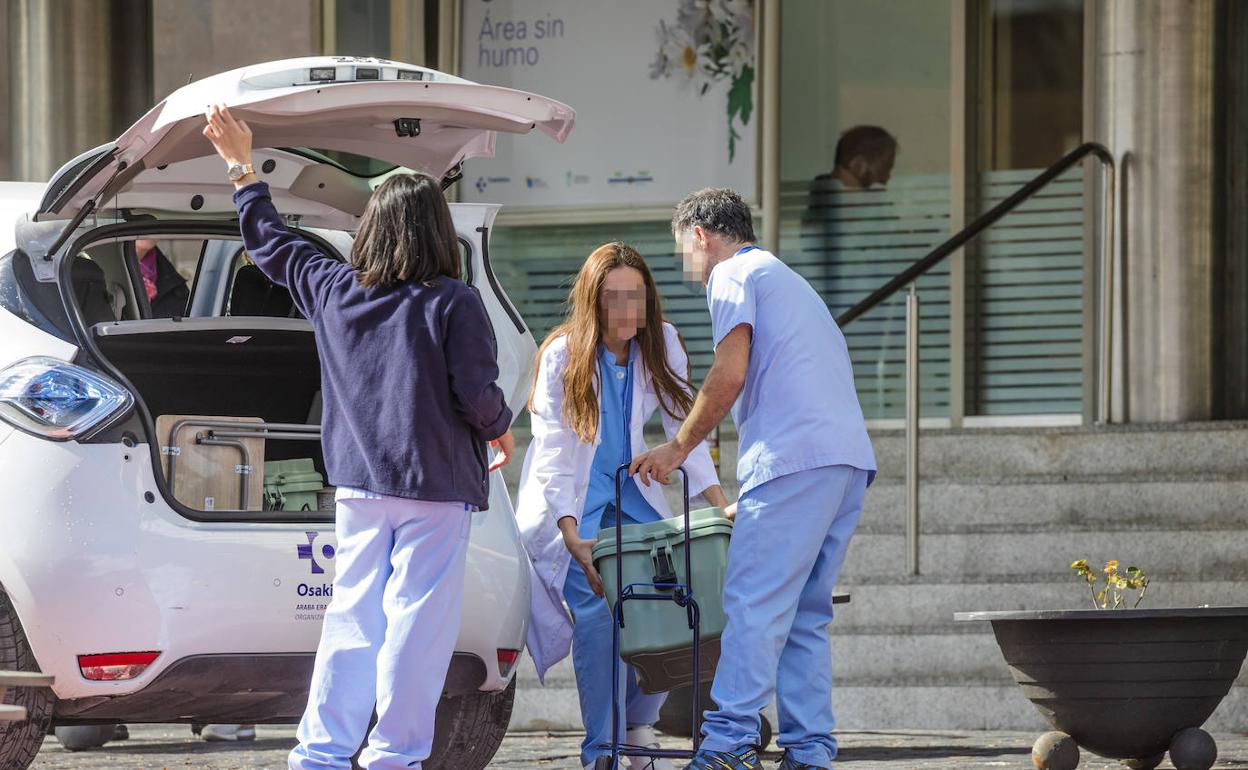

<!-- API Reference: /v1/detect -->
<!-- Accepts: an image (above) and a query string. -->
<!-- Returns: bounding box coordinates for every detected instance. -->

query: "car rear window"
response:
[285,148,398,179]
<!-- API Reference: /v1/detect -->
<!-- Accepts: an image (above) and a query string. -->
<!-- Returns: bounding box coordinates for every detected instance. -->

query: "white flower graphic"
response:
[649,0,756,161]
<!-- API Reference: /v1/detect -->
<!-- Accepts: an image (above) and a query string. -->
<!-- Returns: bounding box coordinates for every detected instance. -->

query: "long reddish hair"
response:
[531,243,694,443]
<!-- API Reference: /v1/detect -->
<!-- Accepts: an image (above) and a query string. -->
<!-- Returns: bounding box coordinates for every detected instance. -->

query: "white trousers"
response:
[289,491,472,770]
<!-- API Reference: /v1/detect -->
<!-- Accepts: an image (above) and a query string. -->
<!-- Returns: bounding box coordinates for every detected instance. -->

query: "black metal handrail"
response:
[835,142,1114,327]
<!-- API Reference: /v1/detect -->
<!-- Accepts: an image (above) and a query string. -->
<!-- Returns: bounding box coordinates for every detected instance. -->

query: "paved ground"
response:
[23,725,1248,769]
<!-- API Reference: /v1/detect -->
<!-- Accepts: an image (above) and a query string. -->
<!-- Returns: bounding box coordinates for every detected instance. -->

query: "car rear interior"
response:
[73,235,331,517]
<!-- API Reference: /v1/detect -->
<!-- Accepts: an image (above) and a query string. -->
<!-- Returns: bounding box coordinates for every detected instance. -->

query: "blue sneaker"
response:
[777,752,830,770]
[683,746,761,770]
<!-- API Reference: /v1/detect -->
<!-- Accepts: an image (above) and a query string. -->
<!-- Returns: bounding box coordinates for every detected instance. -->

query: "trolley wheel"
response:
[655,682,774,750]
[758,713,774,751]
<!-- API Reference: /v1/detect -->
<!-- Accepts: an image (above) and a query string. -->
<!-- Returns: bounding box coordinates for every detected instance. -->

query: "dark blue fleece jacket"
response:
[233,181,511,509]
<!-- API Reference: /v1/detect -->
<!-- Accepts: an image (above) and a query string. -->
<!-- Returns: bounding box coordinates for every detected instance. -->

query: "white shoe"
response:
[625,726,674,770]
[201,724,256,742]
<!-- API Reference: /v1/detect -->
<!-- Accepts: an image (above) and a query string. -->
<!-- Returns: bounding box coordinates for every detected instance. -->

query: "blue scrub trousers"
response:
[563,503,667,768]
[699,464,867,767]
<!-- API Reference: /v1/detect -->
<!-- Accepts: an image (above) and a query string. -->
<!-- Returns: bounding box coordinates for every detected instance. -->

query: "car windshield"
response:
[284,148,399,178]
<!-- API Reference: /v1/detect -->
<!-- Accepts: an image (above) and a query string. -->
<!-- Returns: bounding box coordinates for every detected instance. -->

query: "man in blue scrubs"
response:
[631,188,876,770]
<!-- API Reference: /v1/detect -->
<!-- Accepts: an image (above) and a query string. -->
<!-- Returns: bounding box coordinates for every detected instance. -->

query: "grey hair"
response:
[671,188,757,244]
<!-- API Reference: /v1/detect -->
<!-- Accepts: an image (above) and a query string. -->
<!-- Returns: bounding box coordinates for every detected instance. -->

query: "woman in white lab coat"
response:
[516,243,728,770]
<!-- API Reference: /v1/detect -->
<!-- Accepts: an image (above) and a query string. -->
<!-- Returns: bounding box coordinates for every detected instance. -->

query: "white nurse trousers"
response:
[288,490,473,770]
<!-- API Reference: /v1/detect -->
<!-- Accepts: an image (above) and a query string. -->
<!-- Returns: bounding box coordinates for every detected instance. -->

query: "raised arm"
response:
[204,104,346,317]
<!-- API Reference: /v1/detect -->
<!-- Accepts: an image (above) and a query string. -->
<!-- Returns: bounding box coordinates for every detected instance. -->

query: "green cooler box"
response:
[263,458,325,512]
[592,507,733,694]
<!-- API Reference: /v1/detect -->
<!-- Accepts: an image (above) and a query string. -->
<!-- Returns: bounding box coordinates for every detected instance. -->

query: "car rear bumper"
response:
[53,651,488,724]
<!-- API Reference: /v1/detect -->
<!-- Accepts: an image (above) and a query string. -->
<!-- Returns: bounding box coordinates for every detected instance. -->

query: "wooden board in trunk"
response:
[155,414,265,512]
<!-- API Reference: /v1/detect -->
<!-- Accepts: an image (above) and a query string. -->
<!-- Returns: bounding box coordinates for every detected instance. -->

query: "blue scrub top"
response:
[578,341,662,539]
[707,246,877,495]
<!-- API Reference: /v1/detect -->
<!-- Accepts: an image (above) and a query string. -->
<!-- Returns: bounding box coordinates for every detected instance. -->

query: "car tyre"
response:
[351,678,517,770]
[0,591,54,770]
[425,678,517,770]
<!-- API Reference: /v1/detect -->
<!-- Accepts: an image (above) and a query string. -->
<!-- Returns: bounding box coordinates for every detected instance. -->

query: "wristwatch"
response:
[226,162,255,182]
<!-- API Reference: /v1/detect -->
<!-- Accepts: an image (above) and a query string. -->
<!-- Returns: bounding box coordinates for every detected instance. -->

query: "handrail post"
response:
[1097,161,1116,423]
[905,284,921,576]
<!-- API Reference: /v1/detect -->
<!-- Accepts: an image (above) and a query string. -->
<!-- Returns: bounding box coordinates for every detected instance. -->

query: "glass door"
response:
[965,0,1086,417]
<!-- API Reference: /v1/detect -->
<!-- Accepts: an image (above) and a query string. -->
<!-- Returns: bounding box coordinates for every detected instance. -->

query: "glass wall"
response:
[778,0,953,420]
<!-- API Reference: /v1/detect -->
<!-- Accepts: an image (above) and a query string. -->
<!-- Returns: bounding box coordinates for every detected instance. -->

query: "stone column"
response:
[1091,0,1218,422]
[7,0,153,182]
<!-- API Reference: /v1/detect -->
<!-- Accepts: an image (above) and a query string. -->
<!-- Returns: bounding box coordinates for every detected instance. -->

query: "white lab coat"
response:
[516,321,720,682]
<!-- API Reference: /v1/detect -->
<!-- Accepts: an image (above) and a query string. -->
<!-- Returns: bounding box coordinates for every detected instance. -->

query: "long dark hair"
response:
[531,242,694,444]
[351,173,460,288]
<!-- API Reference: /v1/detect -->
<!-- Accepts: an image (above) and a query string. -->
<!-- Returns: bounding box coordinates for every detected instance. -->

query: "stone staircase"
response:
[502,421,1248,732]
[834,421,1248,730]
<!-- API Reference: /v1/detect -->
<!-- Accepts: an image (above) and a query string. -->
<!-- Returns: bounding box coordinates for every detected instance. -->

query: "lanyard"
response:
[621,354,634,463]
[734,245,759,257]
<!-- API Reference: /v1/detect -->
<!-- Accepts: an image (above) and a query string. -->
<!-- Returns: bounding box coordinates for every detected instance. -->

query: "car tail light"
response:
[0,357,132,440]
[497,648,521,678]
[78,651,160,681]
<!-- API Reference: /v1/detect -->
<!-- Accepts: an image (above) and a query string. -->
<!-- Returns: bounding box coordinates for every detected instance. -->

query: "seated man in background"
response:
[819,125,898,191]
[134,238,190,318]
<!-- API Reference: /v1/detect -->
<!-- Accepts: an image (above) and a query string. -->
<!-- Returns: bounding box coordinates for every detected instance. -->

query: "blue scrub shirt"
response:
[578,341,662,539]
[707,246,877,495]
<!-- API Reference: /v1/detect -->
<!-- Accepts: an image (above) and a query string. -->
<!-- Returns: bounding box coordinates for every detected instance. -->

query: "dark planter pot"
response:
[955,607,1248,767]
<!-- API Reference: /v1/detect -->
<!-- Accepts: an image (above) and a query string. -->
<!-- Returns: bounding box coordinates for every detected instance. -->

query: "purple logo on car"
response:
[297,531,336,574]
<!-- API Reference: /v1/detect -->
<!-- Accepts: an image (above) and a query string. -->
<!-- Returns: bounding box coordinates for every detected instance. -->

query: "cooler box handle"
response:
[651,544,678,590]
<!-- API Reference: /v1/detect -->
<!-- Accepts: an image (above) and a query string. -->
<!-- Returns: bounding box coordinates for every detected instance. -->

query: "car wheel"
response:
[0,591,54,770]
[350,678,517,770]
[424,678,517,770]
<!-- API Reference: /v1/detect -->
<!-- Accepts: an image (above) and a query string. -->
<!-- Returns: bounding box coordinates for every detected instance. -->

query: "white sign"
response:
[460,0,757,208]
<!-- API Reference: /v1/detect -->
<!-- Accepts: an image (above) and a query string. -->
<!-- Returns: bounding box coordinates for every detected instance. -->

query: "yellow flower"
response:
[681,43,698,73]
[1104,560,1120,574]
[1116,579,1128,589]
[1070,559,1088,570]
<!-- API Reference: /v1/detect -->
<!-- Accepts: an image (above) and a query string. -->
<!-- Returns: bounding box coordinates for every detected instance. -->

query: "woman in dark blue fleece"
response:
[203,105,514,770]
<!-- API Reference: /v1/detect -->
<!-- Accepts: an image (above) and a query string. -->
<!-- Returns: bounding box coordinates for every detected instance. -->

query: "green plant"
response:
[1070,559,1150,609]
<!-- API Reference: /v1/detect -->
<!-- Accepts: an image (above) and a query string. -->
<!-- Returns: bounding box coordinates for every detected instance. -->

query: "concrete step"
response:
[510,646,1248,732]
[504,423,1248,502]
[858,476,1248,534]
[830,579,1248,630]
[869,421,1248,482]
[840,527,1248,581]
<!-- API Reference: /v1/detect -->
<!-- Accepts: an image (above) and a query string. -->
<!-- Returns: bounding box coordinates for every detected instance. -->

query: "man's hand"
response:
[558,518,604,597]
[202,104,254,180]
[723,501,738,521]
[488,429,515,472]
[629,439,691,487]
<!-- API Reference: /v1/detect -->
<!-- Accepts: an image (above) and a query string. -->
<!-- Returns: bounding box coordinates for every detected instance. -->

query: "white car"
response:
[0,57,573,769]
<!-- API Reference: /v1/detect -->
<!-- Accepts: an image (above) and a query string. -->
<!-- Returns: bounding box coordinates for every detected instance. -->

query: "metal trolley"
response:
[595,464,705,770]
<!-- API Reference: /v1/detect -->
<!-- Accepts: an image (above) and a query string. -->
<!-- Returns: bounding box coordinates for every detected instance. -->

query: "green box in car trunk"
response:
[592,507,733,694]
[263,458,325,512]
